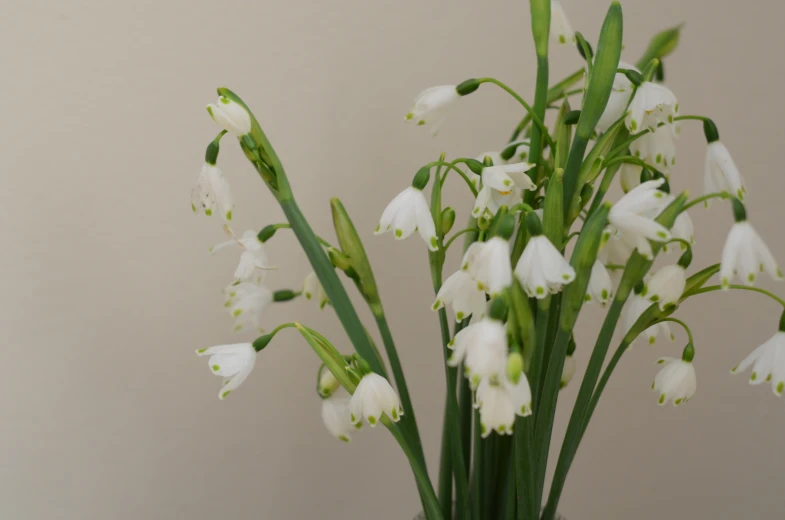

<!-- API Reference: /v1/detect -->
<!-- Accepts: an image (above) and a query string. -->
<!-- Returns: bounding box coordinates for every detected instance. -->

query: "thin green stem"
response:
[682,284,785,308]
[602,155,668,179]
[471,410,482,520]
[674,114,712,123]
[509,68,585,142]
[477,77,554,149]
[423,160,477,197]
[261,223,334,248]
[444,228,478,252]
[682,192,731,211]
[659,317,694,344]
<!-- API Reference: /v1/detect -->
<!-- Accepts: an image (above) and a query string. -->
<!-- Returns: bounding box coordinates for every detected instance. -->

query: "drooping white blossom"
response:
[645,264,686,309]
[224,282,272,332]
[448,318,508,386]
[432,268,487,322]
[303,271,329,309]
[595,62,638,133]
[630,123,678,171]
[318,368,341,397]
[623,294,674,345]
[585,260,613,306]
[652,357,696,406]
[206,96,252,136]
[375,186,438,251]
[322,389,356,442]
[210,227,272,283]
[608,179,671,260]
[475,376,533,438]
[704,141,746,200]
[349,373,403,427]
[550,0,575,44]
[192,163,234,221]
[619,162,643,193]
[515,235,576,299]
[732,331,785,396]
[669,211,695,250]
[196,343,257,400]
[472,163,536,219]
[405,85,460,135]
[561,355,577,389]
[466,237,513,297]
[626,81,678,133]
[720,221,783,288]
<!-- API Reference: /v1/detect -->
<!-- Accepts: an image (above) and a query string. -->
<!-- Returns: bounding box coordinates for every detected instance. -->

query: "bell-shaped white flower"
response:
[448,318,508,386]
[302,272,329,309]
[405,85,460,135]
[206,96,252,136]
[623,294,674,345]
[318,368,341,397]
[645,264,686,309]
[668,211,695,250]
[468,151,506,190]
[704,141,746,200]
[507,139,531,163]
[619,163,643,193]
[472,163,536,219]
[432,269,487,322]
[630,123,678,171]
[595,62,638,133]
[322,389,356,442]
[224,282,272,332]
[626,81,678,133]
[211,227,272,283]
[652,355,696,406]
[514,232,575,299]
[561,354,576,389]
[732,331,785,396]
[720,221,783,288]
[191,163,234,221]
[349,373,403,427]
[475,379,515,437]
[599,233,634,289]
[585,260,613,306]
[196,343,257,400]
[465,237,513,297]
[608,179,671,260]
[375,186,437,251]
[550,0,575,44]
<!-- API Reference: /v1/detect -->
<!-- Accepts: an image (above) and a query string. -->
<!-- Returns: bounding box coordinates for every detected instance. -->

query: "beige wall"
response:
[3,0,784,518]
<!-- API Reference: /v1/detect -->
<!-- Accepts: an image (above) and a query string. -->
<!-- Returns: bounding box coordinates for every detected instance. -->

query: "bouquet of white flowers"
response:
[191,1,784,518]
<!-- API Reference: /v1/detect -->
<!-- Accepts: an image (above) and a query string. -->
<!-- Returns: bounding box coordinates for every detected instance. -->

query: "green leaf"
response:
[682,263,720,297]
[636,24,683,70]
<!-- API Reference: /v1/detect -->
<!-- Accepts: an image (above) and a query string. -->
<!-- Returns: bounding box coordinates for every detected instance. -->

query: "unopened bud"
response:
[507,352,524,385]
[441,207,456,234]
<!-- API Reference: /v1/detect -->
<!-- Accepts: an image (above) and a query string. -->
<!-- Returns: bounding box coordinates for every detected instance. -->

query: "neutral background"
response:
[3,0,784,518]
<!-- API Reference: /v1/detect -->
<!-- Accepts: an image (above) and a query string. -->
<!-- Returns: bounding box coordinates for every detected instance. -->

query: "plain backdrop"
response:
[3,0,784,519]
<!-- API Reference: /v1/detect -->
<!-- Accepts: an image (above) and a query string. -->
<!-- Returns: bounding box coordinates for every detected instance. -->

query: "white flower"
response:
[630,123,678,171]
[720,221,783,288]
[626,81,678,133]
[349,373,403,426]
[468,151,506,191]
[550,0,575,44]
[474,375,532,437]
[211,227,272,283]
[321,389,356,442]
[224,282,272,332]
[704,141,746,200]
[196,343,257,400]
[303,272,329,309]
[623,294,674,345]
[645,264,686,309]
[318,369,341,397]
[608,179,671,260]
[375,186,437,251]
[206,96,252,136]
[514,235,576,299]
[432,269,487,322]
[448,318,508,386]
[652,357,696,406]
[669,211,695,250]
[595,62,638,133]
[561,355,576,389]
[599,233,634,289]
[405,85,460,135]
[191,163,234,221]
[585,260,613,306]
[465,237,513,297]
[619,163,643,193]
[507,139,531,162]
[472,163,536,219]
[732,332,785,396]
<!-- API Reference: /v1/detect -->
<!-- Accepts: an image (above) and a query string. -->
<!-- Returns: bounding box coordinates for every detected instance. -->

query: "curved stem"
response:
[428,160,477,197]
[509,68,585,142]
[602,155,668,179]
[682,192,731,211]
[477,78,555,149]
[682,284,785,308]
[674,114,712,123]
[444,228,478,252]
[659,317,693,344]
[665,237,692,251]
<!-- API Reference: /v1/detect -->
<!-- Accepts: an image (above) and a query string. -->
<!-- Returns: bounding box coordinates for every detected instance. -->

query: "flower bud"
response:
[703,118,720,144]
[681,342,695,362]
[411,166,431,190]
[455,78,480,96]
[441,207,456,234]
[488,297,509,321]
[206,96,252,136]
[328,247,352,272]
[204,136,222,166]
[252,333,274,352]
[318,367,342,397]
[257,224,278,243]
[563,110,581,125]
[526,210,544,236]
[637,24,682,69]
[465,159,484,175]
[622,68,643,87]
[331,198,380,305]
[507,352,524,385]
[273,289,298,302]
[575,32,593,60]
[677,248,693,269]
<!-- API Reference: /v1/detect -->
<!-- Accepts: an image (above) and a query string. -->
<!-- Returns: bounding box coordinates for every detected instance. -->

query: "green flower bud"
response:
[575,32,593,61]
[253,333,274,352]
[682,342,695,363]
[526,211,544,236]
[477,215,491,231]
[637,24,683,70]
[677,248,693,269]
[507,352,524,385]
[543,169,564,248]
[495,214,516,241]
[465,159,484,175]
[579,184,595,210]
[204,136,222,165]
[529,0,551,58]
[622,68,643,87]
[273,289,298,302]
[441,207,456,234]
[328,247,352,272]
[411,166,431,190]
[456,78,480,96]
[257,224,278,243]
[731,198,747,223]
[317,366,341,397]
[489,297,509,321]
[703,118,720,144]
[331,198,380,306]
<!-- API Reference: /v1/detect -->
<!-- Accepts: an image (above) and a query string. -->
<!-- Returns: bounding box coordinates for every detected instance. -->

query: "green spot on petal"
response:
[226,210,232,221]
[751,372,758,381]
[674,398,683,405]
[584,294,591,302]
[350,413,356,422]
[601,289,609,299]
[394,229,403,238]
[480,423,487,435]
[339,435,350,443]
[456,311,464,320]
[405,112,414,121]
[650,295,659,302]
[368,416,377,426]
[559,34,566,44]
[777,382,784,395]
[498,425,506,433]
[658,394,666,404]
[649,336,656,345]
[630,120,638,132]
[656,231,668,239]
[205,208,212,216]
[211,364,220,372]
[766,374,772,382]
[391,408,399,421]
[430,236,438,249]
[417,120,426,126]
[232,309,243,317]
[748,272,756,283]
[196,348,207,354]
[431,299,441,310]
[221,390,232,399]
[656,153,662,164]
[536,286,545,295]
[562,273,570,280]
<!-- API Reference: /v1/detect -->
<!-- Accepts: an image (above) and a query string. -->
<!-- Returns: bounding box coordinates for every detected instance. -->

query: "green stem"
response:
[477,77,554,150]
[509,68,585,142]
[423,159,478,197]
[260,223,334,248]
[682,192,731,211]
[602,155,668,179]
[471,411,482,520]
[586,162,621,218]
[528,54,551,168]
[437,402,453,520]
[659,317,694,344]
[682,284,785,307]
[444,228,478,251]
